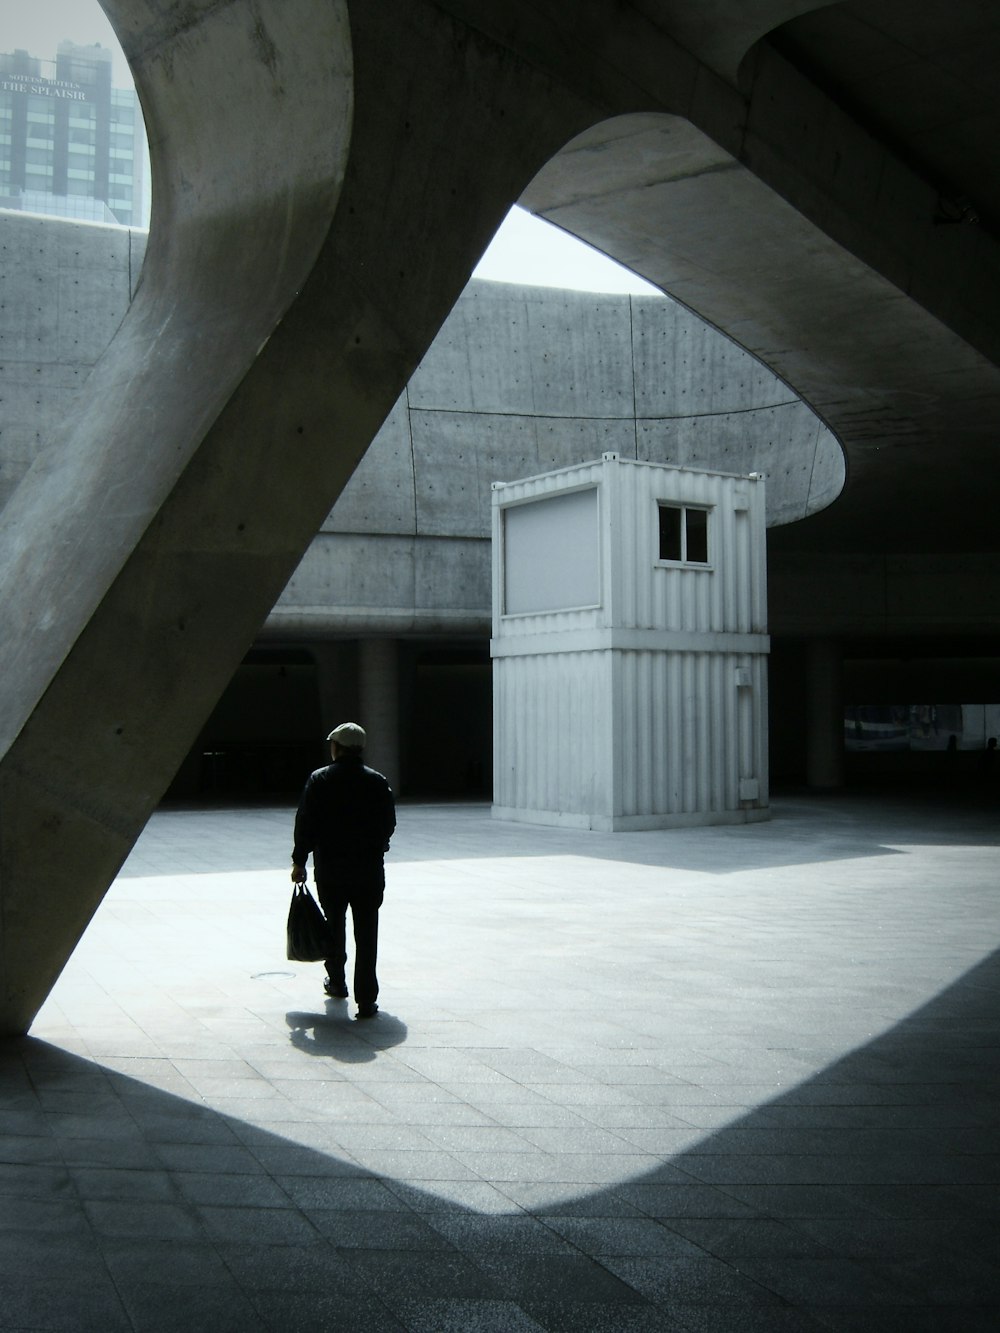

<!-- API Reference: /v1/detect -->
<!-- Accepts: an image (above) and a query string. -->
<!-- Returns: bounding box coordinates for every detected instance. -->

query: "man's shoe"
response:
[324,978,348,999]
[356,1004,378,1019]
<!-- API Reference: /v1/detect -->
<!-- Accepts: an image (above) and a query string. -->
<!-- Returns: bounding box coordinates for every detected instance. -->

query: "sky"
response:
[3,0,131,86]
[2,1,660,294]
[473,206,661,295]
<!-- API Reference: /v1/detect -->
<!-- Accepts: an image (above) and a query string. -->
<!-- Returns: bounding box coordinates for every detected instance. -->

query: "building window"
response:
[657,503,710,565]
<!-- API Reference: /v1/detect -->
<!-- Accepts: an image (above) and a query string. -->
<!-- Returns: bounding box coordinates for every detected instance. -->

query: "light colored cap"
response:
[327,721,366,748]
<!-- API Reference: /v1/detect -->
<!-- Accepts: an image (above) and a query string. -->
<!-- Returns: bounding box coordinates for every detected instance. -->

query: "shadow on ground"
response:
[122,793,1000,882]
[1,945,998,1329]
[286,1007,407,1063]
[388,791,1000,876]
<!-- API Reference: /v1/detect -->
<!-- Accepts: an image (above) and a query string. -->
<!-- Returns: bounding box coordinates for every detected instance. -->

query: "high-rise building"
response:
[0,41,147,227]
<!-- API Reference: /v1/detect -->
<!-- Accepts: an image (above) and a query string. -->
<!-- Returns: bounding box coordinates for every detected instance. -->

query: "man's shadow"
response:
[285,1003,407,1063]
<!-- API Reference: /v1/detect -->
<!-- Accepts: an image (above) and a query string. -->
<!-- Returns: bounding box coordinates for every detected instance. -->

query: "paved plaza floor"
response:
[1,792,999,1330]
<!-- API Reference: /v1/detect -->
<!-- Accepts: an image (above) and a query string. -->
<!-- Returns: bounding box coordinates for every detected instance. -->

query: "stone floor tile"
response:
[70,1165,179,1202]
[307,1206,454,1249]
[0,1160,72,1199]
[496,1181,644,1217]
[664,1305,826,1331]
[57,1136,163,1169]
[714,1184,886,1219]
[83,1197,205,1240]
[123,1108,246,1145]
[172,1169,292,1207]
[807,1306,1000,1331]
[345,1147,482,1181]
[0,1133,64,1165]
[0,1230,107,1285]
[426,1212,576,1256]
[0,1274,132,1331]
[212,1238,355,1291]
[116,1280,269,1332]
[873,1254,1000,1304]
[275,1173,404,1210]
[471,1103,600,1130]
[341,1248,507,1302]
[248,1144,364,1176]
[387,1178,526,1215]
[473,1251,649,1305]
[100,1236,233,1287]
[421,1124,537,1154]
[611,1251,795,1305]
[3,796,996,1327]
[152,1141,265,1173]
[0,1196,93,1234]
[522,1301,684,1331]
[0,1108,57,1137]
[248,1287,405,1332]
[617,1181,762,1219]
[729,1255,923,1308]
[195,1203,322,1244]
[544,1214,708,1258]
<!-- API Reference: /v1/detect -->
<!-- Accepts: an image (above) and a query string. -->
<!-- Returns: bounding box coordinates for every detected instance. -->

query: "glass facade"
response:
[0,42,147,227]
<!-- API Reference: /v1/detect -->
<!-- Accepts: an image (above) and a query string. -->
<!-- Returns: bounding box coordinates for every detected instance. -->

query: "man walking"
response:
[291,722,396,1018]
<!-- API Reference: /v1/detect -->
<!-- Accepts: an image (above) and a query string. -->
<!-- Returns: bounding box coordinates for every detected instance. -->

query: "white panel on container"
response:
[503,487,599,615]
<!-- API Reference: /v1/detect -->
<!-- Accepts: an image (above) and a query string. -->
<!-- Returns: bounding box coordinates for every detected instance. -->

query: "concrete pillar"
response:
[311,642,359,745]
[806,638,845,789]
[360,639,401,793]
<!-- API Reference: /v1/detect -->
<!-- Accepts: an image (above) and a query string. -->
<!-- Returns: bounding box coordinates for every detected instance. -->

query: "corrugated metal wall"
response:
[492,456,769,830]
[493,650,611,823]
[606,461,766,635]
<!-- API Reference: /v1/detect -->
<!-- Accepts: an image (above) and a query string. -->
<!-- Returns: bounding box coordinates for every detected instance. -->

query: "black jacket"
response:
[292,755,396,884]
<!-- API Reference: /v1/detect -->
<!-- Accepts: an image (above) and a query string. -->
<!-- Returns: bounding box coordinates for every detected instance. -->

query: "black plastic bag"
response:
[286,883,334,961]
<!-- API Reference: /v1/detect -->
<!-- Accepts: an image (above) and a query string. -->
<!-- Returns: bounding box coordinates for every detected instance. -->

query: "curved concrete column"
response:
[0,2,608,1034]
[0,0,353,759]
[0,1,354,1034]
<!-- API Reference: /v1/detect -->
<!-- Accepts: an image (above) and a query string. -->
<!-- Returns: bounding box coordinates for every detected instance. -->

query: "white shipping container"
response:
[492,454,769,830]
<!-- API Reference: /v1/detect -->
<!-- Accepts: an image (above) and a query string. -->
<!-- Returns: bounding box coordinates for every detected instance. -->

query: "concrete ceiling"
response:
[94,0,1000,564]
[509,1,1000,555]
[773,1,1000,230]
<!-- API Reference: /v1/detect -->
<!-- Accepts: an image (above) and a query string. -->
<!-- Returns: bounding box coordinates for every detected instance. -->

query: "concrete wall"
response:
[0,210,841,640]
[273,279,841,637]
[5,209,1000,644]
[0,215,146,509]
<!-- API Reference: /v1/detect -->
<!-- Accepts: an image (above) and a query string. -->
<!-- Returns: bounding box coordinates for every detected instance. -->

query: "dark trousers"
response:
[317,883,383,1008]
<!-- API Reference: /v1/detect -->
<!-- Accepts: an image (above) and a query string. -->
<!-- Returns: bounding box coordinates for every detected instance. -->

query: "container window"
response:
[658,504,710,565]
